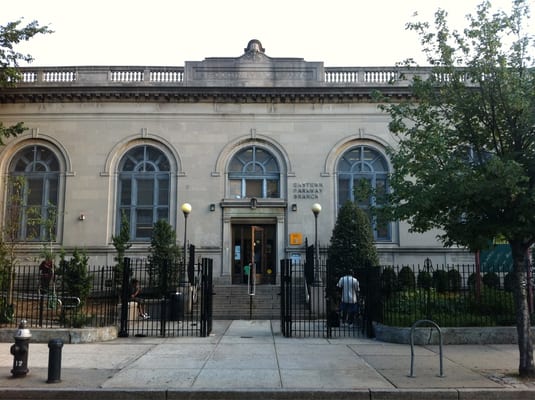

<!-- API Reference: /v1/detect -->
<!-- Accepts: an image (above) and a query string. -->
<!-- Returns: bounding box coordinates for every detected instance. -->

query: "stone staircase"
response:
[211,284,280,320]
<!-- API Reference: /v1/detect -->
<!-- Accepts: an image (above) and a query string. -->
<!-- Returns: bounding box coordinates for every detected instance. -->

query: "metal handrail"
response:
[409,319,444,378]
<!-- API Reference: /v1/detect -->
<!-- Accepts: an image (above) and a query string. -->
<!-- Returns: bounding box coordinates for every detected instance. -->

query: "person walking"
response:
[337,272,359,326]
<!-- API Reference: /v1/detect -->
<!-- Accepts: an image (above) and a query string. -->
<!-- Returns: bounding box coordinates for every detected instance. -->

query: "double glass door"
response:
[232,223,276,285]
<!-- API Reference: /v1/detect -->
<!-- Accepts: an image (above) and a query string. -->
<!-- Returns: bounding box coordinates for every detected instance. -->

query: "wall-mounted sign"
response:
[289,232,303,245]
[292,182,323,200]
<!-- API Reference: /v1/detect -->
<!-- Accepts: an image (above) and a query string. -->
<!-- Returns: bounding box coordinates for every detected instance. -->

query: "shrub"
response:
[417,270,432,289]
[57,248,92,328]
[432,270,449,292]
[447,269,462,292]
[148,220,181,296]
[482,272,500,289]
[398,266,416,290]
[467,272,477,289]
[381,267,398,296]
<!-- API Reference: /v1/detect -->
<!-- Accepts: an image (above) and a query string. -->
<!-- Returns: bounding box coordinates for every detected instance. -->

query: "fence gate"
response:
[118,256,213,337]
[280,251,378,338]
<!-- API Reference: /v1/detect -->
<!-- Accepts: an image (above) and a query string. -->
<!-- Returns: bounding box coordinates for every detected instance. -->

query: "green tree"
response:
[0,19,51,321]
[0,19,52,143]
[379,0,535,376]
[112,211,131,292]
[57,248,92,327]
[148,220,181,297]
[326,201,379,302]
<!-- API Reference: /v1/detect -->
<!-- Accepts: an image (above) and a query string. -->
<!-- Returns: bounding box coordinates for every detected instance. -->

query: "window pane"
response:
[135,209,153,238]
[158,177,169,205]
[245,180,262,198]
[48,177,58,205]
[137,179,153,206]
[120,179,132,206]
[376,178,388,205]
[157,208,168,221]
[375,214,390,241]
[26,218,41,241]
[338,176,350,206]
[266,180,279,198]
[354,177,372,207]
[27,178,43,206]
[229,180,242,199]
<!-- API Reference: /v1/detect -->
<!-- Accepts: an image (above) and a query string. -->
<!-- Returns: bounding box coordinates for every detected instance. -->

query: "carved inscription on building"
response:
[292,182,323,199]
[193,69,313,81]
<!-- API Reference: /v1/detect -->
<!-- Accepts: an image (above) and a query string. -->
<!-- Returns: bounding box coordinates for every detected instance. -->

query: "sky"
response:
[2,0,530,67]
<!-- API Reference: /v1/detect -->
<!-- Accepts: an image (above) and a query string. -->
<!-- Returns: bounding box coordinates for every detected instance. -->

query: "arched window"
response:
[118,145,170,240]
[228,146,280,198]
[8,145,60,241]
[337,146,391,241]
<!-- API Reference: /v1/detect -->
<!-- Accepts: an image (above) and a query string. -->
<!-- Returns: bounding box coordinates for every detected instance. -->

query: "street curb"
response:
[1,389,535,400]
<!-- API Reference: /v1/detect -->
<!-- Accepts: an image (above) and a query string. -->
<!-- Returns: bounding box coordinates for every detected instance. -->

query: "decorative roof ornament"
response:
[242,39,267,61]
[244,39,265,54]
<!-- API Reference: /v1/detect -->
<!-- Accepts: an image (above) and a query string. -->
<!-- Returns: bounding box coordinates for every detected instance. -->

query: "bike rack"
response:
[409,319,444,377]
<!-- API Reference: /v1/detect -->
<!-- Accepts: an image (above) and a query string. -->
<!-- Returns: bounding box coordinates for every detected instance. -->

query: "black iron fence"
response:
[117,257,213,337]
[0,255,213,337]
[378,263,531,327]
[280,254,378,338]
[0,264,117,329]
[280,246,531,337]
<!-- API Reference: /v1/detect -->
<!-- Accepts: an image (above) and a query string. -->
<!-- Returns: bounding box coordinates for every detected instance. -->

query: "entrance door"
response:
[232,223,276,285]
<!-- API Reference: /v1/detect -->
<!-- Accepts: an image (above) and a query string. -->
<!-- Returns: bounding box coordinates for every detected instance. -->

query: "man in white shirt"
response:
[337,273,360,325]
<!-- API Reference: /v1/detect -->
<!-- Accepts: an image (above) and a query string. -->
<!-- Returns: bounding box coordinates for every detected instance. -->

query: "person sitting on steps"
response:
[130,279,149,319]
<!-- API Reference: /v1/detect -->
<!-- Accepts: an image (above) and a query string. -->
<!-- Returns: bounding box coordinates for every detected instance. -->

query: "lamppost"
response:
[180,203,192,285]
[311,203,322,284]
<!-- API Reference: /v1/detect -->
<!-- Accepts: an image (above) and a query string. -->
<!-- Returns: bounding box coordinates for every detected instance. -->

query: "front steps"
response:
[211,284,280,320]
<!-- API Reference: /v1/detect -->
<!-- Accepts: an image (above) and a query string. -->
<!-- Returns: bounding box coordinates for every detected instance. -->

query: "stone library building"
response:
[0,40,472,288]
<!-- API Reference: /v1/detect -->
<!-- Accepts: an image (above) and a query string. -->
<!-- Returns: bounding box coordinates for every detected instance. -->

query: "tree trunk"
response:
[510,240,535,377]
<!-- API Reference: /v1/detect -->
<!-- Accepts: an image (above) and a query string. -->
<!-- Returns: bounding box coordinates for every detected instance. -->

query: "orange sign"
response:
[289,232,303,245]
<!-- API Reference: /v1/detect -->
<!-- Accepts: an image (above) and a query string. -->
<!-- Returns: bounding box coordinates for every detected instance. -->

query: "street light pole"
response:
[180,203,192,285]
[311,203,322,284]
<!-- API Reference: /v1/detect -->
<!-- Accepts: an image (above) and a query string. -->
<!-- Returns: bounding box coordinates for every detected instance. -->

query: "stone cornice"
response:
[0,85,413,104]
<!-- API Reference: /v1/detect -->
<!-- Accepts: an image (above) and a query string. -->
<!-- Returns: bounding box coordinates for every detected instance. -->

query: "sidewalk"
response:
[0,320,534,399]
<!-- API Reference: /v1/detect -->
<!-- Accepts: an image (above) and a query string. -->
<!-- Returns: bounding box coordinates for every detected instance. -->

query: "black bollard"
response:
[47,338,63,383]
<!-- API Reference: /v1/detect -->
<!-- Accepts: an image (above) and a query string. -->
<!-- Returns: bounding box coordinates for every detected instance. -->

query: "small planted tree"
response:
[148,220,181,297]
[0,176,27,319]
[57,248,92,327]
[112,211,131,297]
[326,201,379,302]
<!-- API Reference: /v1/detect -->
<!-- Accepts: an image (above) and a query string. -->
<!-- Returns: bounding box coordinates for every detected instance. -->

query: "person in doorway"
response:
[130,279,149,319]
[337,271,360,326]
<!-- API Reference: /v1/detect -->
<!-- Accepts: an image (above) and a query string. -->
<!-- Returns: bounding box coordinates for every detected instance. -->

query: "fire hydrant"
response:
[10,320,31,377]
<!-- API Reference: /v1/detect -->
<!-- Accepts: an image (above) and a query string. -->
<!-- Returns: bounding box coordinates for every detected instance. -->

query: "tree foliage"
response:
[57,248,92,327]
[326,201,379,302]
[379,0,535,377]
[112,211,131,290]
[148,220,181,296]
[0,19,52,144]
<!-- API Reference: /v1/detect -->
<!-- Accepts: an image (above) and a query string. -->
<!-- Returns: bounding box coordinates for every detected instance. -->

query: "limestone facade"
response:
[0,40,472,284]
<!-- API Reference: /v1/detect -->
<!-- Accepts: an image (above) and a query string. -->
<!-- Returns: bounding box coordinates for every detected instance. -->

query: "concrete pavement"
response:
[0,320,534,399]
